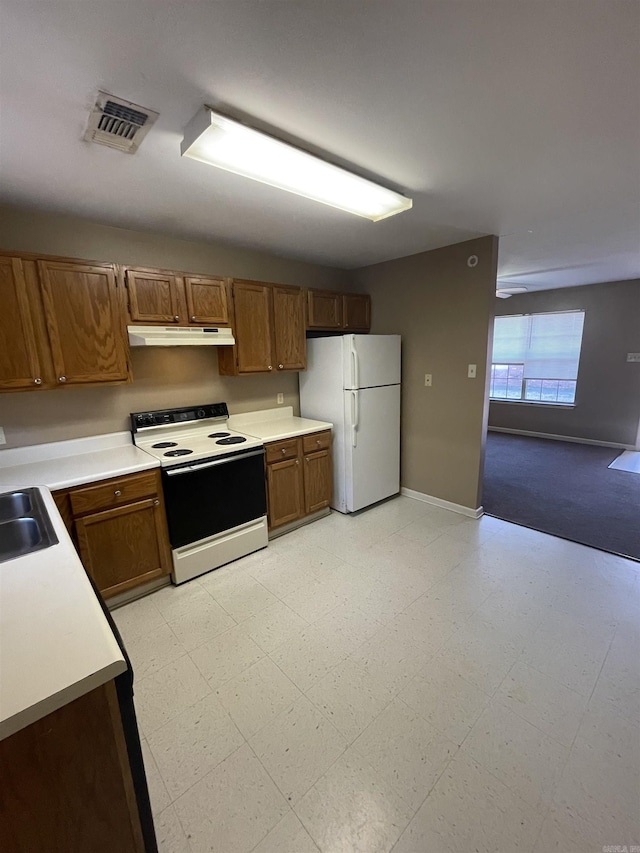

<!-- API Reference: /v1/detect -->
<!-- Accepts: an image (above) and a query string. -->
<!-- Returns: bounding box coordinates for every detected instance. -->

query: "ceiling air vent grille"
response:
[84,91,159,153]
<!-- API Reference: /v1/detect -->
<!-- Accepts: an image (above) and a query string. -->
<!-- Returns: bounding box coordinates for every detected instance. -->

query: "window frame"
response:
[489,309,584,408]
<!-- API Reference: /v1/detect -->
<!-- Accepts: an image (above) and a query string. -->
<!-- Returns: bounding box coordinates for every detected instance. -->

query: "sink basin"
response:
[0,491,33,522]
[0,488,58,563]
[0,518,43,561]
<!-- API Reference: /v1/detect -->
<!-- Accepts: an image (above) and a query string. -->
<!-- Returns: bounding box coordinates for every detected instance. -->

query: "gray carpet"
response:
[483,432,640,561]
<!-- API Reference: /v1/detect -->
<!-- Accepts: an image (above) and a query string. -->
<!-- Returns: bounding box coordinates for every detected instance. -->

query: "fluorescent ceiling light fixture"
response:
[496,286,528,299]
[181,107,412,221]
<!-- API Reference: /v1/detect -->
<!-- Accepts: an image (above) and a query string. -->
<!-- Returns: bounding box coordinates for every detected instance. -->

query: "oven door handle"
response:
[165,448,264,475]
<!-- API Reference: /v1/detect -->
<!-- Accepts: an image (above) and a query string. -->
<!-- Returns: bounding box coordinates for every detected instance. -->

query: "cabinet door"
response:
[75,497,171,598]
[304,449,333,514]
[0,256,42,390]
[307,289,343,330]
[267,457,303,528]
[37,260,129,386]
[126,269,182,323]
[272,286,306,371]
[343,293,371,332]
[184,276,230,325]
[232,281,274,373]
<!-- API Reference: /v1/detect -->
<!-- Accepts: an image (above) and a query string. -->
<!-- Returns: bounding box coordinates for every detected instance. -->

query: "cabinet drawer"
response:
[265,437,300,464]
[302,430,331,454]
[69,471,159,516]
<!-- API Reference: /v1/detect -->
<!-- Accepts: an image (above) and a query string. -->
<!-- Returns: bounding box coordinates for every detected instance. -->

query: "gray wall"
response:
[353,236,499,511]
[489,280,640,447]
[0,205,349,448]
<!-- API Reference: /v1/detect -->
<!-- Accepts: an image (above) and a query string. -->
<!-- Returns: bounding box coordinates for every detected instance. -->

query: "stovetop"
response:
[131,403,263,467]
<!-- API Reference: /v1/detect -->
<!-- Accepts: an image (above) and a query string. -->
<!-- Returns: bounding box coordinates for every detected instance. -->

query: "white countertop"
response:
[0,432,159,492]
[0,487,126,740]
[228,406,333,443]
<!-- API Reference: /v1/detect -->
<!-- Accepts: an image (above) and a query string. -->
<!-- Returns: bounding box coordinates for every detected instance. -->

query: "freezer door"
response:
[343,384,400,512]
[343,334,401,390]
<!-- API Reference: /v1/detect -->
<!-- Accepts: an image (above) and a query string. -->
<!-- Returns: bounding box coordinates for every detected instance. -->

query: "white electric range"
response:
[131,403,268,584]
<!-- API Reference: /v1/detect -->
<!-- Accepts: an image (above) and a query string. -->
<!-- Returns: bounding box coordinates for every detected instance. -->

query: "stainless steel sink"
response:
[0,491,33,522]
[0,488,58,563]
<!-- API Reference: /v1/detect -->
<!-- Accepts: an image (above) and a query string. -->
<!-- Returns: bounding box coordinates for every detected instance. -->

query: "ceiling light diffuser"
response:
[496,286,528,298]
[181,107,413,221]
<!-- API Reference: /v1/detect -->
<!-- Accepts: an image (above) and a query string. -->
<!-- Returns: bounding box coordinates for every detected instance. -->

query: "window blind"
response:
[492,311,585,380]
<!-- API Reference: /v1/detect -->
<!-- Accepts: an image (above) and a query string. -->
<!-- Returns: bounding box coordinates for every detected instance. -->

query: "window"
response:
[490,310,585,405]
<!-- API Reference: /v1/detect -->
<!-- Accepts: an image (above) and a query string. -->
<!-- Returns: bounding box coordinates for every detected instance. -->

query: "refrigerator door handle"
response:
[351,390,359,447]
[350,339,360,389]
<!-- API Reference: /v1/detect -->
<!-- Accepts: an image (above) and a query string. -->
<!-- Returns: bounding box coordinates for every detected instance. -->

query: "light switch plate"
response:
[0,427,5,446]
[276,392,284,404]
[424,374,432,387]
[626,353,640,363]
[467,364,477,378]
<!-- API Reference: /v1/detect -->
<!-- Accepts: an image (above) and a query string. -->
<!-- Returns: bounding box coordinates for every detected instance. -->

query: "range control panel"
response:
[131,402,229,431]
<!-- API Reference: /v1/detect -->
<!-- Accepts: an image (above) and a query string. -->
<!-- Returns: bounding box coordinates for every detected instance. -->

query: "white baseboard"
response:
[401,487,483,519]
[488,426,635,451]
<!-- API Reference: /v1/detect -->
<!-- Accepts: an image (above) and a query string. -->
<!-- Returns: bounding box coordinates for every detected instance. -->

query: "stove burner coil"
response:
[208,432,231,438]
[164,448,193,457]
[152,441,178,448]
[216,436,247,445]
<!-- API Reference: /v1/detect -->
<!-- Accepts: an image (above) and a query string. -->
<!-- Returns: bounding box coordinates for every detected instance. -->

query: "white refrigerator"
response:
[299,334,401,513]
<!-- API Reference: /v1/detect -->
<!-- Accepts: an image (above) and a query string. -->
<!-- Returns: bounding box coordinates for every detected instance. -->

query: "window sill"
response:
[490,399,576,409]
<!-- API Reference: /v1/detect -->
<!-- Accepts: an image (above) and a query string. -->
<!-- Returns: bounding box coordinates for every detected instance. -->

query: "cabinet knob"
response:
[316,439,321,445]
[278,364,284,370]
[268,365,273,371]
[173,315,180,322]
[295,459,300,465]
[281,448,286,455]
[34,377,42,385]
[191,316,197,322]
[58,376,66,383]
[153,499,160,506]
[114,489,122,496]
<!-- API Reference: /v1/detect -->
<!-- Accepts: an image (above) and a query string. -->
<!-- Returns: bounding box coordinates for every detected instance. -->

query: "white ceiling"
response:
[1,1,638,290]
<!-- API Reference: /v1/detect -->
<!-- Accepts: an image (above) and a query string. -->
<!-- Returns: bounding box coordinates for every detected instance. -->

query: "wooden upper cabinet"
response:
[125,268,181,323]
[272,286,306,371]
[232,281,274,373]
[343,293,371,331]
[307,289,343,330]
[184,276,230,325]
[37,260,129,386]
[0,256,42,390]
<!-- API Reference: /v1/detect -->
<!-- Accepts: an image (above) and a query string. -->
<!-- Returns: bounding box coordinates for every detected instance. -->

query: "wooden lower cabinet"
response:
[0,681,146,853]
[265,431,332,530]
[267,457,304,528]
[54,470,171,599]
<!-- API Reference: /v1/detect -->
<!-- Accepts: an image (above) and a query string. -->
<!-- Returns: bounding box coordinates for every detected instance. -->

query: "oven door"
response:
[161,448,266,549]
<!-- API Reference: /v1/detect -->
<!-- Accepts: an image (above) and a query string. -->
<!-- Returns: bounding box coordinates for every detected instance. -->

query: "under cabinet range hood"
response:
[127,325,235,347]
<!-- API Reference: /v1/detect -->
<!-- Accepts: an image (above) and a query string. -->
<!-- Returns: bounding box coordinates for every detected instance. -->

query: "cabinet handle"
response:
[267,365,273,371]
[34,378,42,385]
[173,315,180,322]
[278,363,284,370]
[114,489,122,496]
[295,459,300,465]
[306,457,309,463]
[316,439,321,445]
[58,376,66,383]
[191,316,197,322]
[153,499,160,506]
[281,448,286,455]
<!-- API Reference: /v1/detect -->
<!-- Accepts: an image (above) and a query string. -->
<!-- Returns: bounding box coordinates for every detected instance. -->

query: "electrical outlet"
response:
[627,353,640,363]
[424,374,432,387]
[467,364,477,379]
[0,427,5,446]
[276,392,284,404]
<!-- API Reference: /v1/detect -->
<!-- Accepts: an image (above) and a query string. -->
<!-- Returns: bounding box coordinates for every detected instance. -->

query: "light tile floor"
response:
[113,496,640,853]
